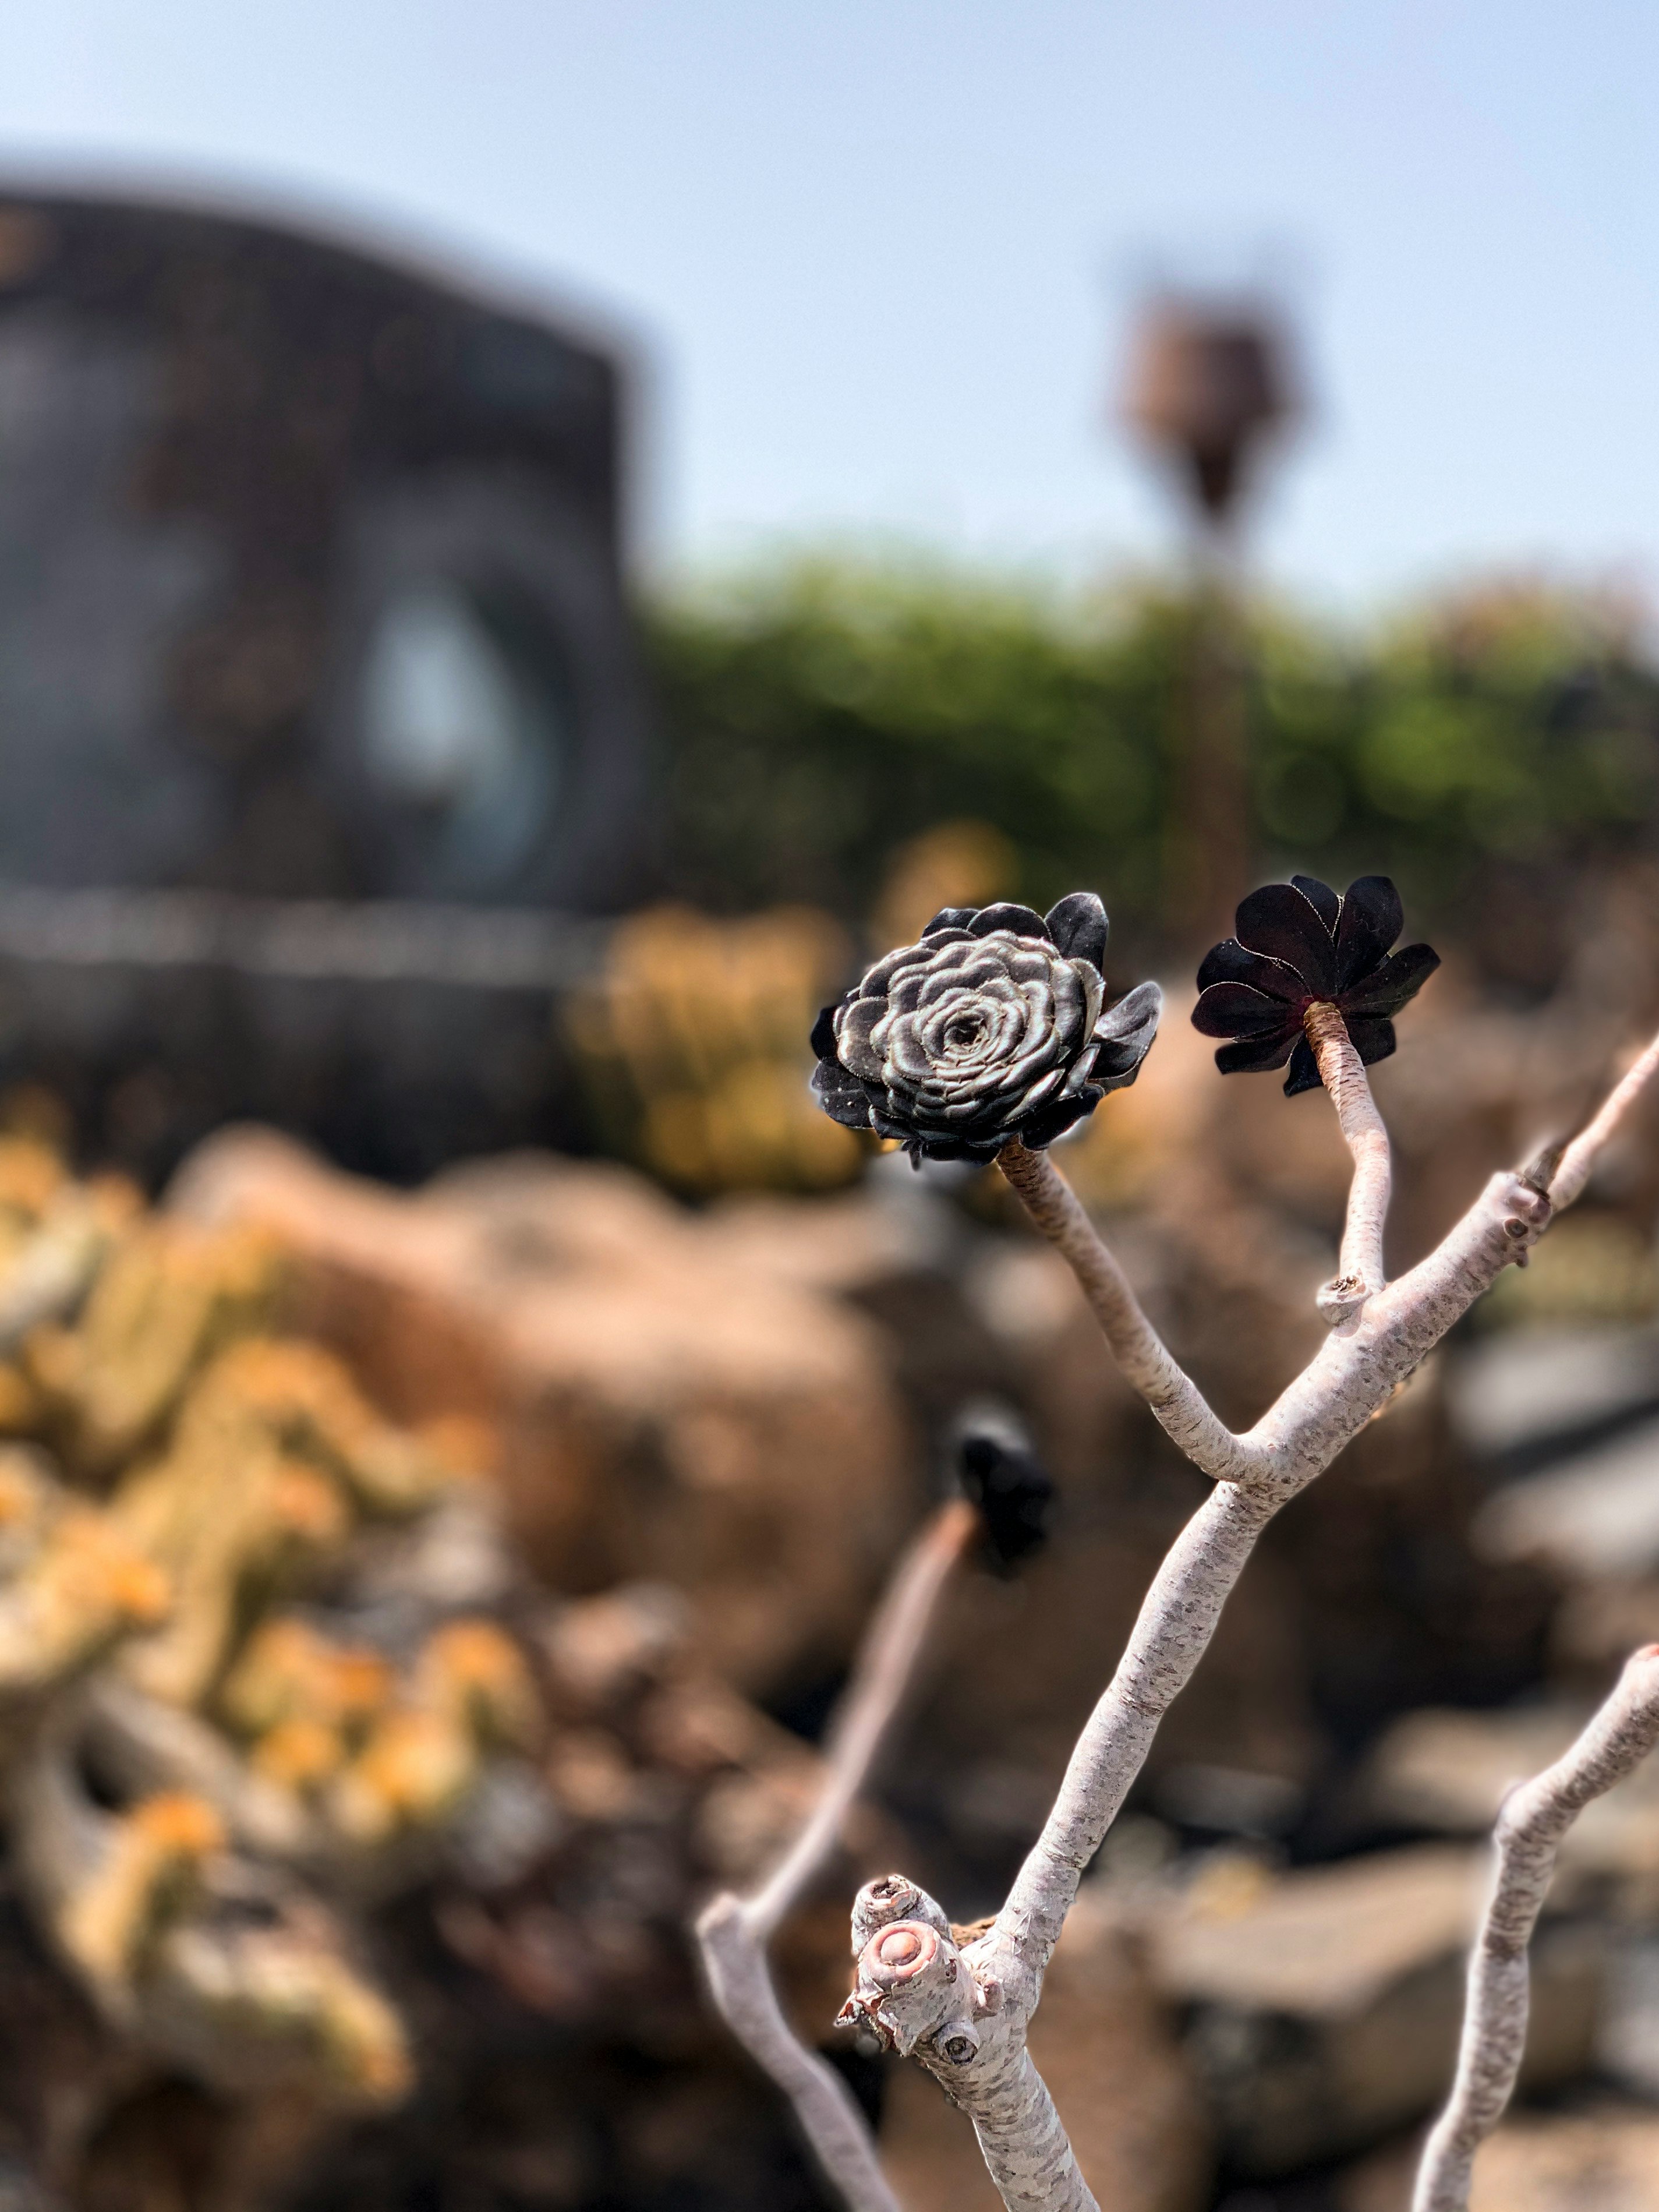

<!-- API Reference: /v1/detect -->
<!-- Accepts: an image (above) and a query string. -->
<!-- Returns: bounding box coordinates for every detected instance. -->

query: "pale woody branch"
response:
[695,1910,901,2212]
[746,1498,977,1944]
[1413,1644,1659,2212]
[696,1497,977,2212]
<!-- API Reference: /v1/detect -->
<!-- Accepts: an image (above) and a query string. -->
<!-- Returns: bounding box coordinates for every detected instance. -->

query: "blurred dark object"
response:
[1122,295,1296,529]
[0,188,650,1182]
[950,1400,1053,1574]
[1122,294,1301,946]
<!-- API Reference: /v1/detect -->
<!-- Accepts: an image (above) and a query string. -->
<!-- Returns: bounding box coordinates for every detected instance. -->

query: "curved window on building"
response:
[358,582,565,893]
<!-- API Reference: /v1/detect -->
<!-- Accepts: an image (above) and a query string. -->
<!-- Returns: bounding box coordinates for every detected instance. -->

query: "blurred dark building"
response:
[0,187,650,1180]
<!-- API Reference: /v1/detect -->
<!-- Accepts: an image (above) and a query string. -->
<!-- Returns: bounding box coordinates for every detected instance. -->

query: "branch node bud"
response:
[1316,1271,1370,1325]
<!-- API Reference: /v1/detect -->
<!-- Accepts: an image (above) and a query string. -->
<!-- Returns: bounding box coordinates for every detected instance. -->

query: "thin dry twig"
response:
[1413,1644,1659,2212]
[695,1496,977,2211]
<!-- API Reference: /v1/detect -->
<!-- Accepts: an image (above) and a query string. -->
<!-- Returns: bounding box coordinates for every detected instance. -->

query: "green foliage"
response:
[646,559,1659,973]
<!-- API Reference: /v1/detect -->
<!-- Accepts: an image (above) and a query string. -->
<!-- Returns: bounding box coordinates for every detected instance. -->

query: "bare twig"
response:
[993,1476,1275,1988]
[696,1497,977,2211]
[847,1012,1659,2212]
[1413,1644,1659,2212]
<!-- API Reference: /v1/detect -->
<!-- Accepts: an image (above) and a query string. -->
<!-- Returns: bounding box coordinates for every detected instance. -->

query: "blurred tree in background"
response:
[646,560,1659,993]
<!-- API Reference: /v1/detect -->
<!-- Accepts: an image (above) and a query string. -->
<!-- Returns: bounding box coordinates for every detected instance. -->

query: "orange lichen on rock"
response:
[26,1219,283,1475]
[58,1788,226,2000]
[221,1618,395,1743]
[417,1618,539,1746]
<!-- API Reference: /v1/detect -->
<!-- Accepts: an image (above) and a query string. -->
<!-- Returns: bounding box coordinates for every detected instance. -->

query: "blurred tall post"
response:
[1122,296,1299,948]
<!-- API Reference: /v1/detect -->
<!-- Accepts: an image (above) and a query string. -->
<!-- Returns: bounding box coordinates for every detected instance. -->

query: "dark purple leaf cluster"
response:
[811,894,1161,1165]
[1191,874,1440,1096]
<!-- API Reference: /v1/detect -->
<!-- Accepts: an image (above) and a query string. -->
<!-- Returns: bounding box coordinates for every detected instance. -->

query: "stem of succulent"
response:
[990,1475,1276,1993]
[1549,1027,1659,1208]
[695,1498,977,2212]
[1413,1644,1659,2212]
[746,1497,977,1943]
[995,1142,1251,1483]
[1303,1000,1392,1321]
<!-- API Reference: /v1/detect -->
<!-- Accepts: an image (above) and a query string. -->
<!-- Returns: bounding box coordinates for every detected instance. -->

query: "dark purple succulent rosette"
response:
[811,893,1162,1165]
[1191,874,1440,1097]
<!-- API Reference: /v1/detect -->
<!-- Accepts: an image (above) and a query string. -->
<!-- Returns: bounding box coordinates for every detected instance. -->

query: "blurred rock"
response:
[1144,1844,1601,2174]
[1360,1701,1588,1833]
[169,1127,915,1698]
[1445,1323,1659,1464]
[879,1888,1212,2212]
[1476,1416,1659,1582]
[1598,1935,1659,2098]
[1340,2110,1659,2210]
[1360,1699,1659,1913]
[1554,1575,1659,1679]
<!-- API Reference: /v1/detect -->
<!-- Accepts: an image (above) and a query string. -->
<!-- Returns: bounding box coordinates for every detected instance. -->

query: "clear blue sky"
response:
[1,1,1654,607]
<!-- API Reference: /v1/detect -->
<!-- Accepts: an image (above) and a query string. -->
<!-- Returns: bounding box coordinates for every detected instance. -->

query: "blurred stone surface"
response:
[1360,1699,1659,1914]
[169,1127,916,1699]
[1445,1323,1659,1463]
[168,1126,1339,1900]
[0,1132,929,2212]
[1360,1701,1590,1834]
[879,1888,1212,2212]
[1476,1416,1659,1582]
[1341,2111,1659,2210]
[165,1118,1561,1902]
[1144,1844,1602,2175]
[1598,1936,1659,2099]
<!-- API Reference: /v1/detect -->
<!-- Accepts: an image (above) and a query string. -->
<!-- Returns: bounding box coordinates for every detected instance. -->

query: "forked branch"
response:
[841,1008,1659,2210]
[756,867,1659,2212]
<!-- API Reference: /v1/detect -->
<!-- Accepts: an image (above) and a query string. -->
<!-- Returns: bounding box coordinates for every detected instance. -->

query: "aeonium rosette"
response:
[810,893,1162,1165]
[1191,873,1441,1096]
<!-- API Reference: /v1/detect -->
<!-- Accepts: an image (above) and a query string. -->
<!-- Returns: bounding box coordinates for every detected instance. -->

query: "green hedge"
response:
[645,560,1659,983]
